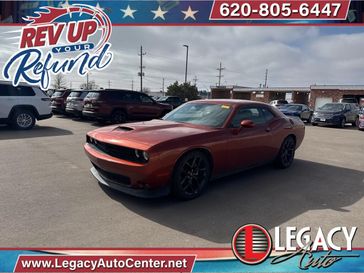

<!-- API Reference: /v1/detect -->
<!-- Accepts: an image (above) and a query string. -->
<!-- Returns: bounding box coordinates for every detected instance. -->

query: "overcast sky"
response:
[1,26,364,91]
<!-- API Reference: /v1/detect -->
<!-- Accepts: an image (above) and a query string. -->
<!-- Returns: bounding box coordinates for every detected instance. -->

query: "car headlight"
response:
[313,112,318,116]
[142,151,149,161]
[134,149,149,162]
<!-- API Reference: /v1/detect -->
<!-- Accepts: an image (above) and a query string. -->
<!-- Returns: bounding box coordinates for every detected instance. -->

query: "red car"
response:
[84,100,305,200]
[51,90,71,114]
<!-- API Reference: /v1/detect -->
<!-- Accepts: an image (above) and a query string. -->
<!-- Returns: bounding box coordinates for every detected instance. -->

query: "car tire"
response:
[172,151,211,200]
[340,117,346,128]
[311,122,317,126]
[274,136,296,169]
[11,109,36,130]
[111,110,127,124]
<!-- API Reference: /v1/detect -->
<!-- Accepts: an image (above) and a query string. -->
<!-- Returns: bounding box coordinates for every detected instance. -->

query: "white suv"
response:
[0,81,52,130]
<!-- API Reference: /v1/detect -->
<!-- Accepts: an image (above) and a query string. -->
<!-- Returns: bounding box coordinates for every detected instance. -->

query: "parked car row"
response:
[51,89,174,123]
[272,101,360,129]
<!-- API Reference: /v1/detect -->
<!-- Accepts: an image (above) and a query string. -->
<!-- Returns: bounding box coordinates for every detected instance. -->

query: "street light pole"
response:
[183,45,189,83]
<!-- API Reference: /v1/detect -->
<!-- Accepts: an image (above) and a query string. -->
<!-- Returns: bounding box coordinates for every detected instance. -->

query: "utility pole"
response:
[86,73,89,90]
[138,46,146,92]
[216,62,225,87]
[193,75,198,86]
[264,68,268,88]
[131,80,134,91]
[162,78,165,95]
[183,45,189,83]
[108,80,111,89]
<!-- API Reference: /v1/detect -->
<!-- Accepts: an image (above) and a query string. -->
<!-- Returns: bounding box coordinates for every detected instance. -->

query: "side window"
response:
[124,93,140,102]
[16,86,35,96]
[0,84,12,96]
[0,85,35,96]
[230,107,266,128]
[109,91,125,101]
[140,95,154,104]
[261,108,275,122]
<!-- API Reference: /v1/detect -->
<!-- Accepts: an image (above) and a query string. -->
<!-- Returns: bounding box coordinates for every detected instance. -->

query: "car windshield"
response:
[157,96,168,101]
[319,103,344,111]
[52,91,64,97]
[163,103,232,128]
[285,105,302,111]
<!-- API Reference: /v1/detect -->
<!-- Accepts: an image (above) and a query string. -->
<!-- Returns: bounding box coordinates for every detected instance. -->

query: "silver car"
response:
[65,90,89,117]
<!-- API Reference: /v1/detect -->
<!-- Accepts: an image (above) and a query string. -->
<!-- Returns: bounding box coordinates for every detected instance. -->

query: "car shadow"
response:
[100,159,364,244]
[0,125,72,140]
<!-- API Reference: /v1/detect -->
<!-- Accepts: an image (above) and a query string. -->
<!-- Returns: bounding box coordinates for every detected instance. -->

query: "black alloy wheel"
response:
[172,151,211,200]
[275,136,296,169]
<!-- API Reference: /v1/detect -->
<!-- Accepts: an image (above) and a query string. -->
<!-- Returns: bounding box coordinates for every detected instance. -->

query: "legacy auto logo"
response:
[3,3,113,90]
[232,224,359,269]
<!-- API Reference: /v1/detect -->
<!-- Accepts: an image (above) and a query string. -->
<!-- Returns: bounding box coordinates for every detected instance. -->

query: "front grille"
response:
[93,164,131,186]
[86,136,145,163]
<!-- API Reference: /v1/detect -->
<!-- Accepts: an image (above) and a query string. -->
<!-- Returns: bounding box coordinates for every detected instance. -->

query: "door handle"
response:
[265,127,271,132]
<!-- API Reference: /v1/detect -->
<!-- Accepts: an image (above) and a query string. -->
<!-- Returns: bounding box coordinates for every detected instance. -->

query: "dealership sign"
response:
[232,224,359,269]
[2,4,113,90]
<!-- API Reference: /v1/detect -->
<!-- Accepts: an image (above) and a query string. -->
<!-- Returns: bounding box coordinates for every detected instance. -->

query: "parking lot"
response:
[0,116,363,247]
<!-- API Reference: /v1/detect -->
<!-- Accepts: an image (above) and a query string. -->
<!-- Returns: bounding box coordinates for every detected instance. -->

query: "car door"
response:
[139,94,162,118]
[344,104,354,122]
[301,105,311,120]
[227,106,274,172]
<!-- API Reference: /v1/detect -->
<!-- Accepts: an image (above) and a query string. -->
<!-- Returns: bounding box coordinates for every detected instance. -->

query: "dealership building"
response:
[211,85,364,110]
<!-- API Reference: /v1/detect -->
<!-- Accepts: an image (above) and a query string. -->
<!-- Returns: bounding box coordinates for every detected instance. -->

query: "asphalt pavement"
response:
[0,116,363,247]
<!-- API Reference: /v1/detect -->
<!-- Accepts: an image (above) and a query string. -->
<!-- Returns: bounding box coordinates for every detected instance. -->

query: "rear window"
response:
[0,85,35,96]
[69,91,83,98]
[52,91,64,98]
[85,92,100,99]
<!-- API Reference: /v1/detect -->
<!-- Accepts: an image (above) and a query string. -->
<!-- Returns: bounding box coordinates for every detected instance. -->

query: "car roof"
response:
[191,99,270,106]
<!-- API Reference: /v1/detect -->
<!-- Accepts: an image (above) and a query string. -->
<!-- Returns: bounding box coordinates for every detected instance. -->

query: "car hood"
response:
[281,109,300,114]
[88,119,214,150]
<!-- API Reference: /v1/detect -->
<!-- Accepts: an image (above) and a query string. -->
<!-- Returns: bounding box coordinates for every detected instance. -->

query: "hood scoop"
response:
[115,126,134,132]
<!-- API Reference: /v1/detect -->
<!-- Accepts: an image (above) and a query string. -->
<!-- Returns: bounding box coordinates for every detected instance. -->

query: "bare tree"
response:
[80,80,99,90]
[52,74,67,89]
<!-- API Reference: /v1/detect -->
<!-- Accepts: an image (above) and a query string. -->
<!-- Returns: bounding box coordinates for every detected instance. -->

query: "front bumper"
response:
[90,167,169,198]
[84,143,171,198]
[312,116,341,126]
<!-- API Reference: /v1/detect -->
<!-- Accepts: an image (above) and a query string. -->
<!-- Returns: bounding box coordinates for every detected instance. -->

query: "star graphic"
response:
[121,5,137,19]
[95,2,104,11]
[181,6,198,20]
[61,0,73,18]
[151,6,168,20]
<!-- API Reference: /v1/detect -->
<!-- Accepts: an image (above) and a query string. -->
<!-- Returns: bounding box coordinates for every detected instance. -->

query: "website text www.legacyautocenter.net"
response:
[14,255,194,272]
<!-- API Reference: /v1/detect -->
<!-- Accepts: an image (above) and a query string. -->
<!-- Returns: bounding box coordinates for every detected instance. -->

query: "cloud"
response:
[0,26,364,90]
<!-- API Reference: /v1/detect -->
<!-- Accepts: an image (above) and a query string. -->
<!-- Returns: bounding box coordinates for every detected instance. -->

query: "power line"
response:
[138,46,146,92]
[216,62,225,87]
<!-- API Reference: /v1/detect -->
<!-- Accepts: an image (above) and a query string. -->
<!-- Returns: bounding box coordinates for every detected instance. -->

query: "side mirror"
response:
[240,119,255,128]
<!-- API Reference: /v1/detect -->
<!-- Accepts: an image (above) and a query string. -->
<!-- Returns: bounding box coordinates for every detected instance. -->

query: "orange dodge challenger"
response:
[84,100,305,199]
